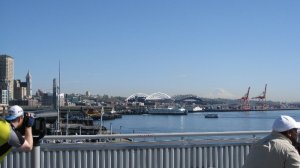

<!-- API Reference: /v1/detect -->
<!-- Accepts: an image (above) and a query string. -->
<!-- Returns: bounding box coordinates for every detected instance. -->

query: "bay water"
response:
[98,110,300,134]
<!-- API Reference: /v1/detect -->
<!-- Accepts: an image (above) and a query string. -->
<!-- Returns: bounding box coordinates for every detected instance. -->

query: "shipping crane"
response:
[240,87,251,111]
[252,84,268,110]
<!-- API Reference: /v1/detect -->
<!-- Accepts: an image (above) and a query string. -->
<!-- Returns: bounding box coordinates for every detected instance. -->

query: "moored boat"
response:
[85,108,122,120]
[148,107,188,115]
[192,106,203,112]
[204,113,218,118]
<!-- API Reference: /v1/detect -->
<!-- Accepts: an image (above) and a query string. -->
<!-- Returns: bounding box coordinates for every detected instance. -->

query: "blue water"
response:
[98,110,300,134]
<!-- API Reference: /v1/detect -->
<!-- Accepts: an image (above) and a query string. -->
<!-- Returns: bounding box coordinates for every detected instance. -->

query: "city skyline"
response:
[1,1,300,102]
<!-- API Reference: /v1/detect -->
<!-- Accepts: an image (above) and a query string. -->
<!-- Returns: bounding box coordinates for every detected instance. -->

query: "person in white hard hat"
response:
[243,115,300,168]
[0,105,34,162]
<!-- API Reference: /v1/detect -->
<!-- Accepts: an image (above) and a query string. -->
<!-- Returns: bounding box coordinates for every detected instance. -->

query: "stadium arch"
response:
[145,92,172,101]
[174,96,204,105]
[126,93,149,102]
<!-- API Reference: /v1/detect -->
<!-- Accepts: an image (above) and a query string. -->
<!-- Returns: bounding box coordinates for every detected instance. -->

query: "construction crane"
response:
[240,87,251,111]
[252,84,268,110]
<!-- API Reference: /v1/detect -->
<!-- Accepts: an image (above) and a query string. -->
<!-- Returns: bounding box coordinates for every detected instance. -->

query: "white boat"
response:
[192,106,203,112]
[148,107,187,115]
[110,107,116,114]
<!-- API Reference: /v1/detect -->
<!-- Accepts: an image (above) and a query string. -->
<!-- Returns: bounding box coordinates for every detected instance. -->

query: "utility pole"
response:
[56,61,61,134]
[100,106,104,134]
[66,108,69,135]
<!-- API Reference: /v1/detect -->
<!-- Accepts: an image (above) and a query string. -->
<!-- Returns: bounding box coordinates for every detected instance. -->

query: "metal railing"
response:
[0,130,270,168]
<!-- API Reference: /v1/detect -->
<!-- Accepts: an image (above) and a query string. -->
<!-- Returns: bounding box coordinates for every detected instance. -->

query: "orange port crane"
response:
[252,84,267,100]
[240,87,251,110]
[252,84,268,110]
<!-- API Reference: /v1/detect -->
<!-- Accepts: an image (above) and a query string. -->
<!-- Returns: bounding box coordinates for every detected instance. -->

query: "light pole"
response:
[100,106,104,134]
[119,126,122,142]
[55,61,61,134]
[55,84,61,135]
[66,108,69,135]
[110,122,112,135]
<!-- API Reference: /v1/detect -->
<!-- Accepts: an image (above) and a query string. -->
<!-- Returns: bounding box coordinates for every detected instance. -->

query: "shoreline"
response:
[193,108,300,113]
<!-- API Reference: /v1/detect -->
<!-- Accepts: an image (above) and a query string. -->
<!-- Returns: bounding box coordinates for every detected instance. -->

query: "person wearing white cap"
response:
[243,115,300,168]
[0,105,34,162]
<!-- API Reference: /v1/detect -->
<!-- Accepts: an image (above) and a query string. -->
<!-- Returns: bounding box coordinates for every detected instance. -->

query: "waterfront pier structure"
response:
[1,131,269,168]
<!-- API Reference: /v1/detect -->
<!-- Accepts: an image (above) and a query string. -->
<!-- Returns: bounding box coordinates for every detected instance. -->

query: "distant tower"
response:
[0,55,14,103]
[26,70,32,98]
[86,91,91,97]
[53,78,57,109]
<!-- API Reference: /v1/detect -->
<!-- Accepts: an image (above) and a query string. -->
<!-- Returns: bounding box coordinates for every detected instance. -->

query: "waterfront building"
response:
[42,92,53,106]
[58,93,65,106]
[0,55,14,104]
[13,79,27,100]
[27,99,39,107]
[13,71,32,101]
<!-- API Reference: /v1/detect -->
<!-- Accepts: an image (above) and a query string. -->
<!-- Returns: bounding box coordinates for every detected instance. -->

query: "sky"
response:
[1,1,300,102]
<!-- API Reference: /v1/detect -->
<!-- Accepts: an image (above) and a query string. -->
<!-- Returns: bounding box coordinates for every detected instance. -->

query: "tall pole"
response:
[66,108,69,135]
[110,122,112,135]
[100,106,104,134]
[57,61,61,134]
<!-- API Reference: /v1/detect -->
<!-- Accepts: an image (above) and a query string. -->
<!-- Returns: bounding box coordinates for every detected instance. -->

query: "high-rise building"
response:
[52,78,64,108]
[0,55,14,104]
[13,71,33,100]
[26,70,32,98]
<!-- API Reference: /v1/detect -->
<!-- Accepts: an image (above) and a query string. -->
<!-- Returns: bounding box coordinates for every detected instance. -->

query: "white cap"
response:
[5,105,24,121]
[272,115,300,132]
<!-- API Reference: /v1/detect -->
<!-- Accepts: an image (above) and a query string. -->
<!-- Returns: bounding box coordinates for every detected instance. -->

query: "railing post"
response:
[31,145,41,168]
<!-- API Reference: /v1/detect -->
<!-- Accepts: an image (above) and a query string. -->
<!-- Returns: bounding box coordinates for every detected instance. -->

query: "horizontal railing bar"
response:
[43,130,271,140]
